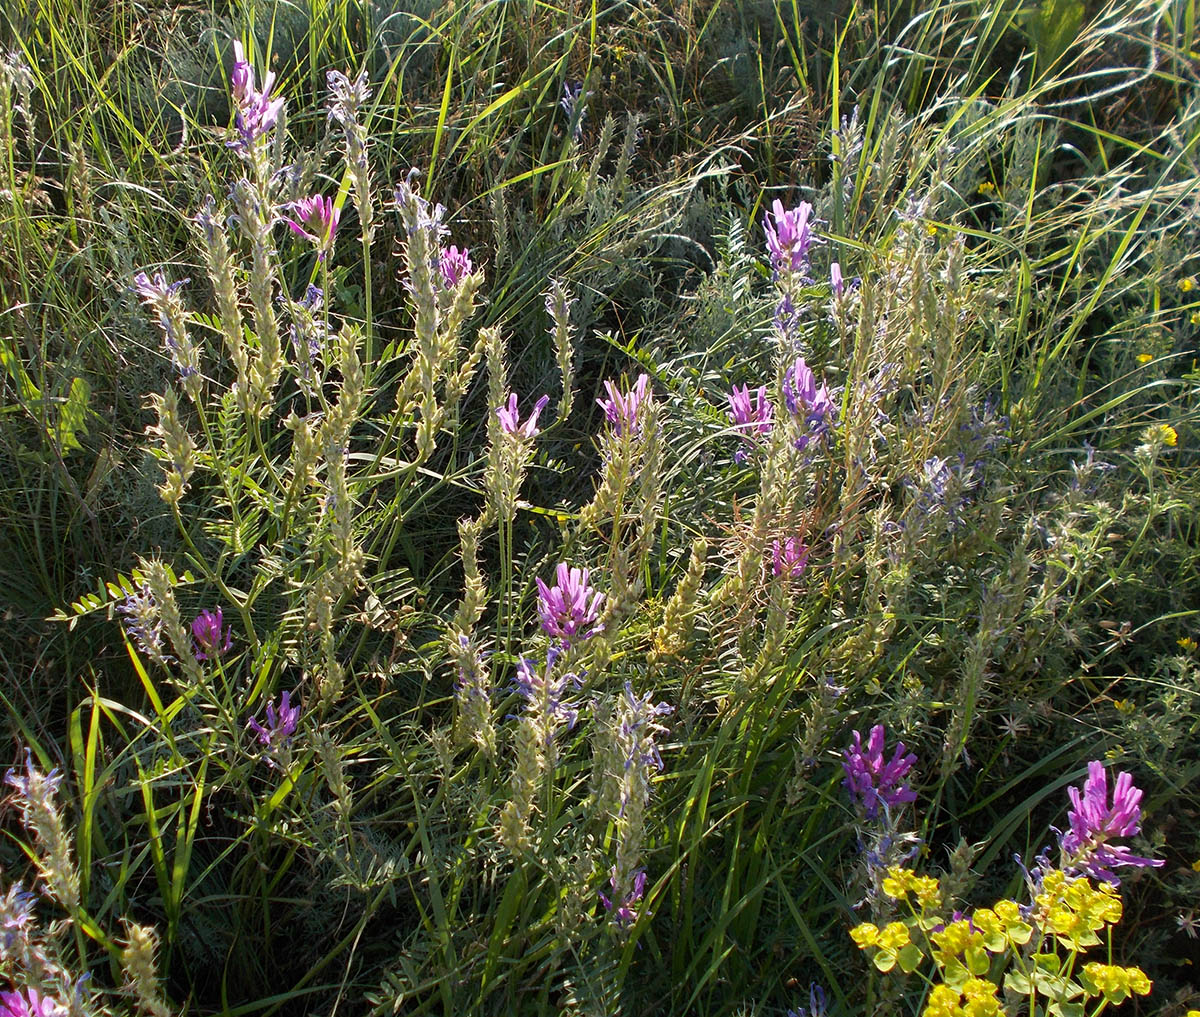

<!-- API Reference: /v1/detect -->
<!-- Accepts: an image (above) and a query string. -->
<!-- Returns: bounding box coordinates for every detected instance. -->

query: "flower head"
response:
[287,194,340,259]
[728,384,773,437]
[191,608,233,661]
[830,262,844,298]
[842,725,918,820]
[598,867,646,927]
[1060,761,1163,883]
[764,199,818,276]
[597,374,650,436]
[496,392,551,439]
[0,988,65,1017]
[229,41,285,150]
[783,355,836,439]
[559,81,589,141]
[117,583,171,665]
[438,245,473,289]
[248,691,300,752]
[772,537,809,578]
[536,564,604,645]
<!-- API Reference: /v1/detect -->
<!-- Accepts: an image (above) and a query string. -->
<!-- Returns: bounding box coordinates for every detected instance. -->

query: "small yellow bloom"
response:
[879,921,912,949]
[923,984,963,1017]
[850,922,881,948]
[1136,352,1153,363]
[1191,858,1200,873]
[1191,310,1200,326]
[978,181,996,195]
[1178,637,1198,653]
[1179,276,1196,292]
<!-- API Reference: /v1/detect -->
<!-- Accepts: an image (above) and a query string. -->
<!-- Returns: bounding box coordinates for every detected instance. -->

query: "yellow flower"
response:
[978,181,996,195]
[1082,962,1152,1001]
[850,922,880,948]
[1178,637,1198,653]
[1191,310,1200,325]
[1179,276,1196,292]
[879,921,912,950]
[1141,422,1178,447]
[1136,352,1153,363]
[923,984,964,1017]
[961,978,1004,1017]
[1192,858,1200,873]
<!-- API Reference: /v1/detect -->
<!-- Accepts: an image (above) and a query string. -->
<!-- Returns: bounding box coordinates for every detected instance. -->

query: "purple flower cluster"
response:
[599,867,646,927]
[764,199,818,277]
[1060,761,1163,884]
[286,194,340,260]
[117,583,171,664]
[438,245,473,289]
[787,984,828,1017]
[131,271,195,380]
[496,392,550,439]
[842,725,918,820]
[783,355,836,451]
[536,564,604,646]
[229,40,285,150]
[191,608,233,661]
[559,81,589,142]
[728,384,773,461]
[513,646,580,738]
[0,988,63,1017]
[771,537,809,578]
[597,374,650,436]
[248,692,300,752]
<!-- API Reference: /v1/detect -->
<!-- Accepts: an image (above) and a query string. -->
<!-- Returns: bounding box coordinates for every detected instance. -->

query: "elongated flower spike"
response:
[764,199,817,276]
[229,40,285,151]
[842,725,918,820]
[597,374,650,436]
[727,384,773,436]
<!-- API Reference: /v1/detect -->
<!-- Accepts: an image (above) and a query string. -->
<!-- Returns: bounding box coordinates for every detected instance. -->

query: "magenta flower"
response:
[842,725,918,820]
[496,392,551,439]
[248,691,300,751]
[599,868,646,928]
[229,40,285,150]
[191,608,233,661]
[1060,761,1163,884]
[0,988,64,1017]
[728,384,773,437]
[597,373,650,436]
[536,563,604,645]
[783,355,836,451]
[287,194,340,259]
[771,537,809,578]
[438,246,473,289]
[764,199,817,276]
[830,262,844,298]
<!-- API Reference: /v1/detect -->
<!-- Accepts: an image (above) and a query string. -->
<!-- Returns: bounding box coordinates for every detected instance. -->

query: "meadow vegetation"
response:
[1,0,1199,1014]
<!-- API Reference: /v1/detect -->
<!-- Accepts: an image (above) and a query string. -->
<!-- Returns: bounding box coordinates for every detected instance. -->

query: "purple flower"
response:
[830,262,844,298]
[496,392,551,439]
[286,194,340,259]
[764,199,817,276]
[191,608,233,661]
[597,374,650,436]
[0,988,65,1017]
[536,563,604,645]
[560,81,589,142]
[788,983,828,1017]
[248,691,300,751]
[599,868,646,928]
[0,883,36,953]
[842,725,918,820]
[728,384,773,441]
[438,245,473,289]
[117,583,171,665]
[1060,761,1164,884]
[229,40,285,150]
[771,537,809,578]
[783,356,836,451]
[514,650,580,737]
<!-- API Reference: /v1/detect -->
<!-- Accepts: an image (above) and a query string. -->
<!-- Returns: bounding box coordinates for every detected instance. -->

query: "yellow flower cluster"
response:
[849,920,911,950]
[1034,873,1122,950]
[882,866,942,907]
[923,978,1005,1017]
[1081,962,1151,1002]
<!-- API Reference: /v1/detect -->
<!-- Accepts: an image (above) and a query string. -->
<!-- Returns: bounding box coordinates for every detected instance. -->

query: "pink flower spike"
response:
[771,537,809,578]
[536,563,604,645]
[438,245,473,289]
[597,373,650,436]
[727,384,773,437]
[1060,760,1163,883]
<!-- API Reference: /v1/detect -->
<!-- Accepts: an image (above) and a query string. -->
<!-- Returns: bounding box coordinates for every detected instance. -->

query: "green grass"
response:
[1,0,1198,1014]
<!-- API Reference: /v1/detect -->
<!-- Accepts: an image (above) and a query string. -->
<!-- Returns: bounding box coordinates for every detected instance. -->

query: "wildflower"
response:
[326,68,371,126]
[1179,276,1195,292]
[1136,352,1153,364]
[536,564,604,645]
[247,691,300,751]
[4,751,79,911]
[0,883,35,955]
[1080,963,1152,1003]
[1178,636,1197,653]
[559,81,589,142]
[132,271,199,383]
[0,988,65,1017]
[228,40,285,150]
[783,355,836,450]
[1059,760,1163,883]
[513,648,580,739]
[437,245,472,289]
[727,384,773,454]
[787,983,828,1017]
[771,537,809,578]
[496,392,550,438]
[830,262,844,298]
[977,180,996,195]
[842,725,918,820]
[763,199,817,276]
[117,583,171,665]
[598,867,645,927]
[1176,909,1199,939]
[286,194,340,259]
[597,373,650,436]
[191,608,233,661]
